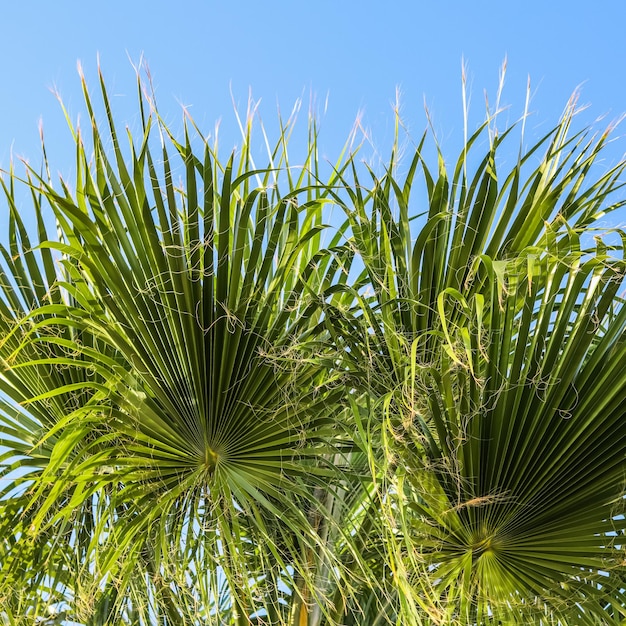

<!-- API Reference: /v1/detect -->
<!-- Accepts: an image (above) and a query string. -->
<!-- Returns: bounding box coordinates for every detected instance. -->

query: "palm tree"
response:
[0,65,624,625]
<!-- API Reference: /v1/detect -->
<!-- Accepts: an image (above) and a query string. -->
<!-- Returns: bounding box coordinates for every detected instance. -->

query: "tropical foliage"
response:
[0,66,625,625]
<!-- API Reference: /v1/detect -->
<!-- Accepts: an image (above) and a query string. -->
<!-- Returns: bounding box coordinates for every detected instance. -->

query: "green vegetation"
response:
[1,66,625,625]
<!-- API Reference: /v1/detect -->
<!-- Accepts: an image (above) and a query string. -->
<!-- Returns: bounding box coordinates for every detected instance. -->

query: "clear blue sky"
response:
[1,1,626,190]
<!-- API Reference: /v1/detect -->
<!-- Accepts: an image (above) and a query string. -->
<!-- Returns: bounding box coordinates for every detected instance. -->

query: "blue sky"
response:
[1,1,626,193]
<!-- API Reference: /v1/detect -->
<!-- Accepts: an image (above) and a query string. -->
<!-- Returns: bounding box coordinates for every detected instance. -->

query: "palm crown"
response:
[0,66,625,625]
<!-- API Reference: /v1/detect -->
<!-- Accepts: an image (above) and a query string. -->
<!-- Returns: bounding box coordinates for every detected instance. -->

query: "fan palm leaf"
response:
[1,68,365,623]
[334,100,626,623]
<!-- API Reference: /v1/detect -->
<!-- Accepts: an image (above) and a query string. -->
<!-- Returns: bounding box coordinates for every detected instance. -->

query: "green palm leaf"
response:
[337,103,626,624]
[1,69,362,623]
